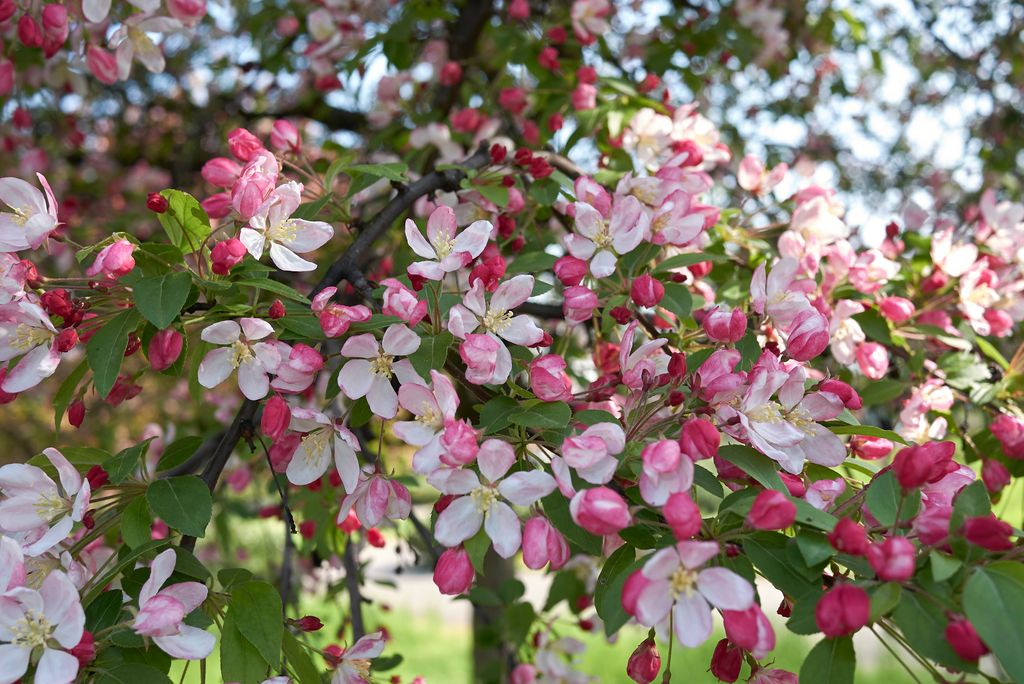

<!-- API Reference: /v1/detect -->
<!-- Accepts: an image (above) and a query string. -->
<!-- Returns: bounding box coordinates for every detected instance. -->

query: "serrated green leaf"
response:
[87,308,141,398]
[231,581,284,669]
[146,476,212,538]
[799,636,855,684]
[132,272,192,329]
[157,189,212,255]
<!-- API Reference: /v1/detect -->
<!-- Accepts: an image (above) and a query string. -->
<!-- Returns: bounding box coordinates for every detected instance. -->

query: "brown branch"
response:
[343,539,366,640]
[431,1,495,114]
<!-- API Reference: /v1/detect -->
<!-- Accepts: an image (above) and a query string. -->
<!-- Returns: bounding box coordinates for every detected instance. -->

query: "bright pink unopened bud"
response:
[226,127,264,161]
[828,518,868,555]
[990,414,1024,459]
[554,255,588,286]
[439,61,462,86]
[522,516,569,570]
[866,536,916,581]
[146,192,169,213]
[982,459,1010,495]
[962,514,1014,551]
[268,299,286,319]
[18,15,43,49]
[148,329,183,371]
[572,83,597,110]
[563,285,598,325]
[664,491,701,540]
[746,490,796,530]
[86,45,118,84]
[678,418,718,461]
[709,639,742,683]
[68,400,86,429]
[878,296,915,323]
[510,664,537,684]
[86,240,136,280]
[786,308,829,361]
[779,472,806,498]
[439,419,479,466]
[945,618,989,661]
[815,584,870,638]
[722,604,775,659]
[702,306,746,343]
[891,441,956,490]
[41,4,68,57]
[819,379,862,410]
[529,354,572,402]
[856,341,889,380]
[86,465,108,489]
[366,528,385,547]
[211,238,247,275]
[630,274,664,308]
[850,435,893,460]
[293,615,323,632]
[433,546,475,595]
[55,328,78,352]
[569,487,630,536]
[508,0,529,19]
[70,631,96,667]
[626,638,661,684]
[270,120,301,152]
[261,394,291,441]
[201,157,242,187]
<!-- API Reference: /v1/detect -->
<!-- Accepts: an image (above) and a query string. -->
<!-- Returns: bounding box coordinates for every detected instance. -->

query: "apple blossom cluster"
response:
[2,59,1024,684]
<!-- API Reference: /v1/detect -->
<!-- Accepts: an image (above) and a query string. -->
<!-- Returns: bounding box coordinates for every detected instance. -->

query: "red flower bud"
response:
[298,520,316,539]
[746,490,796,530]
[945,618,989,661]
[293,615,324,632]
[366,527,386,548]
[211,238,248,275]
[664,491,701,540]
[630,274,664,308]
[433,546,474,595]
[610,306,632,324]
[70,630,96,666]
[147,192,169,213]
[827,518,868,555]
[982,459,1010,495]
[261,394,291,441]
[678,418,717,460]
[866,536,916,581]
[962,514,1014,551]
[553,255,588,286]
[709,639,742,683]
[489,143,507,164]
[891,441,956,490]
[55,328,78,352]
[124,332,141,357]
[148,329,183,371]
[86,465,108,489]
[818,379,862,410]
[815,584,870,638]
[626,638,661,684]
[68,400,86,429]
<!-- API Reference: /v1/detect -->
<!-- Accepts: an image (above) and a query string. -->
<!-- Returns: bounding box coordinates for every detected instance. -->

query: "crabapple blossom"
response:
[0,570,84,683]
[241,181,334,271]
[638,439,693,506]
[0,301,63,393]
[394,370,460,474]
[109,15,183,79]
[133,549,214,659]
[337,324,421,419]
[311,288,372,338]
[405,205,490,280]
[339,467,412,528]
[284,408,360,489]
[198,318,279,400]
[565,197,649,278]
[0,174,59,251]
[330,631,387,684]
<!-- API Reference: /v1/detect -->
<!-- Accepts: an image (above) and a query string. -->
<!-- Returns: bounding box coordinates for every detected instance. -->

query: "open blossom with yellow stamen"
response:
[0,570,84,683]
[241,181,334,272]
[393,370,460,475]
[284,407,361,491]
[0,301,63,394]
[404,204,491,281]
[0,173,59,252]
[331,631,387,684]
[337,324,421,419]
[197,317,280,400]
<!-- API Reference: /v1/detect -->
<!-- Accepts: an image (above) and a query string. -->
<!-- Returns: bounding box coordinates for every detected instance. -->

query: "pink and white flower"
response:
[284,408,360,489]
[394,371,460,475]
[565,197,649,278]
[381,278,427,326]
[559,422,626,485]
[198,318,280,400]
[632,540,754,647]
[241,181,334,272]
[0,174,59,251]
[311,288,372,338]
[339,468,412,528]
[133,549,214,659]
[0,448,90,556]
[0,301,63,393]
[331,631,387,684]
[109,15,183,79]
[432,439,556,558]
[405,205,490,280]
[619,321,669,391]
[337,324,421,419]
[639,440,694,506]
[0,570,84,683]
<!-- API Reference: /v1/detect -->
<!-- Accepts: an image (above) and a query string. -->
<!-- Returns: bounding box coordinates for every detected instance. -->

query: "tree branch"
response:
[343,539,366,640]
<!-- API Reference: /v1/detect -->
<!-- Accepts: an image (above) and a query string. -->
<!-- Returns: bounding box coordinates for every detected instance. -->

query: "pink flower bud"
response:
[0,61,13,97]
[86,45,118,84]
[663,491,701,540]
[572,83,598,111]
[439,419,479,467]
[498,87,528,114]
[990,414,1024,459]
[816,584,869,638]
[828,518,868,555]
[270,120,301,152]
[709,639,742,683]
[892,441,956,490]
[563,285,598,325]
[55,328,78,352]
[522,516,569,570]
[0,0,15,23]
[818,379,862,410]
[86,240,136,280]
[984,309,1014,337]
[167,0,206,25]
[211,238,247,275]
[749,669,798,684]
[508,0,529,20]
[878,296,915,323]
[201,157,242,188]
[18,15,43,49]
[945,618,989,661]
[293,615,323,632]
[569,487,630,536]
[68,400,86,428]
[460,333,503,385]
[702,306,746,343]
[381,278,427,326]
[856,341,889,380]
[433,547,474,595]
[41,4,69,57]
[630,274,664,308]
[510,664,537,684]
[621,569,650,617]
[866,536,916,581]
[529,354,572,402]
[538,46,560,72]
[70,631,96,667]
[722,604,775,659]
[982,459,1010,494]
[746,490,796,530]
[850,435,893,460]
[439,61,462,86]
[201,192,233,219]
[626,638,661,684]
[268,299,286,319]
[786,308,829,361]
[261,394,291,441]
[148,329,183,371]
[226,128,264,162]
[962,514,1014,551]
[779,472,806,498]
[554,255,588,286]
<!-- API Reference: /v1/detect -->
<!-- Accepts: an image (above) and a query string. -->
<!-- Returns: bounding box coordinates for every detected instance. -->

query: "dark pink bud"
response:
[827,518,868,555]
[962,514,1014,551]
[678,418,718,461]
[786,308,829,361]
[439,61,462,86]
[891,441,956,490]
[55,328,78,352]
[815,584,870,638]
[878,296,915,323]
[148,329,183,371]
[663,491,701,540]
[709,639,742,683]
[818,379,862,410]
[850,435,893,460]
[569,487,630,536]
[226,127,264,161]
[945,618,989,661]
[621,569,650,617]
[553,255,588,286]
[866,536,916,581]
[261,394,291,441]
[293,615,323,632]
[990,414,1024,459]
[746,490,796,530]
[433,547,475,595]
[68,400,86,429]
[201,157,242,188]
[702,306,746,343]
[982,459,1010,495]
[626,638,661,684]
[630,274,664,308]
[18,15,43,49]
[211,238,248,275]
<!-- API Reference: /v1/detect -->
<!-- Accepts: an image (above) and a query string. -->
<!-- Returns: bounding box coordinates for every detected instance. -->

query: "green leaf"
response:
[507,251,557,275]
[408,331,453,379]
[504,601,536,647]
[146,476,213,538]
[87,308,141,398]
[543,492,602,555]
[121,496,152,548]
[693,464,724,498]
[719,445,786,492]
[652,252,725,273]
[221,608,270,684]
[231,580,284,669]
[857,379,905,406]
[794,530,834,566]
[735,330,761,371]
[865,471,920,527]
[53,359,89,431]
[964,562,1024,682]
[477,183,509,208]
[950,480,991,534]
[659,282,692,319]
[345,162,408,182]
[929,550,961,582]
[85,591,125,632]
[218,568,254,589]
[744,532,818,599]
[157,189,212,255]
[233,278,311,305]
[508,401,572,430]
[594,545,636,636]
[132,272,192,329]
[869,583,902,622]
[97,664,173,684]
[103,439,154,485]
[799,636,855,684]
[283,632,323,684]
[827,424,908,445]
[893,590,975,671]
[156,435,205,472]
[464,528,490,575]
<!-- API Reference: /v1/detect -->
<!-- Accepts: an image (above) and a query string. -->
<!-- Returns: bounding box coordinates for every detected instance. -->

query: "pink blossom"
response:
[856,341,889,379]
[227,128,264,162]
[395,371,460,474]
[85,240,136,280]
[381,278,427,326]
[639,439,693,506]
[529,354,572,402]
[405,205,490,281]
[786,307,829,361]
[702,305,746,343]
[311,288,372,338]
[201,157,242,188]
[459,333,508,385]
[148,329,184,371]
[619,320,669,390]
[283,409,360,490]
[0,301,64,393]
[269,342,323,394]
[737,154,787,194]
[332,631,387,684]
[565,197,648,277]
[337,324,421,419]
[569,486,630,536]
[432,439,556,558]
[0,570,84,682]
[848,249,899,294]
[866,536,916,581]
[231,150,279,220]
[559,422,626,485]
[571,0,611,45]
[722,604,775,659]
[339,468,412,528]
[241,181,334,272]
[0,174,59,251]
[563,285,599,325]
[133,549,213,659]
[678,418,719,461]
[433,547,474,595]
[878,296,915,323]
[270,120,301,152]
[632,540,754,647]
[522,516,569,570]
[210,238,247,275]
[805,477,845,510]
[439,419,479,467]
[198,318,280,400]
